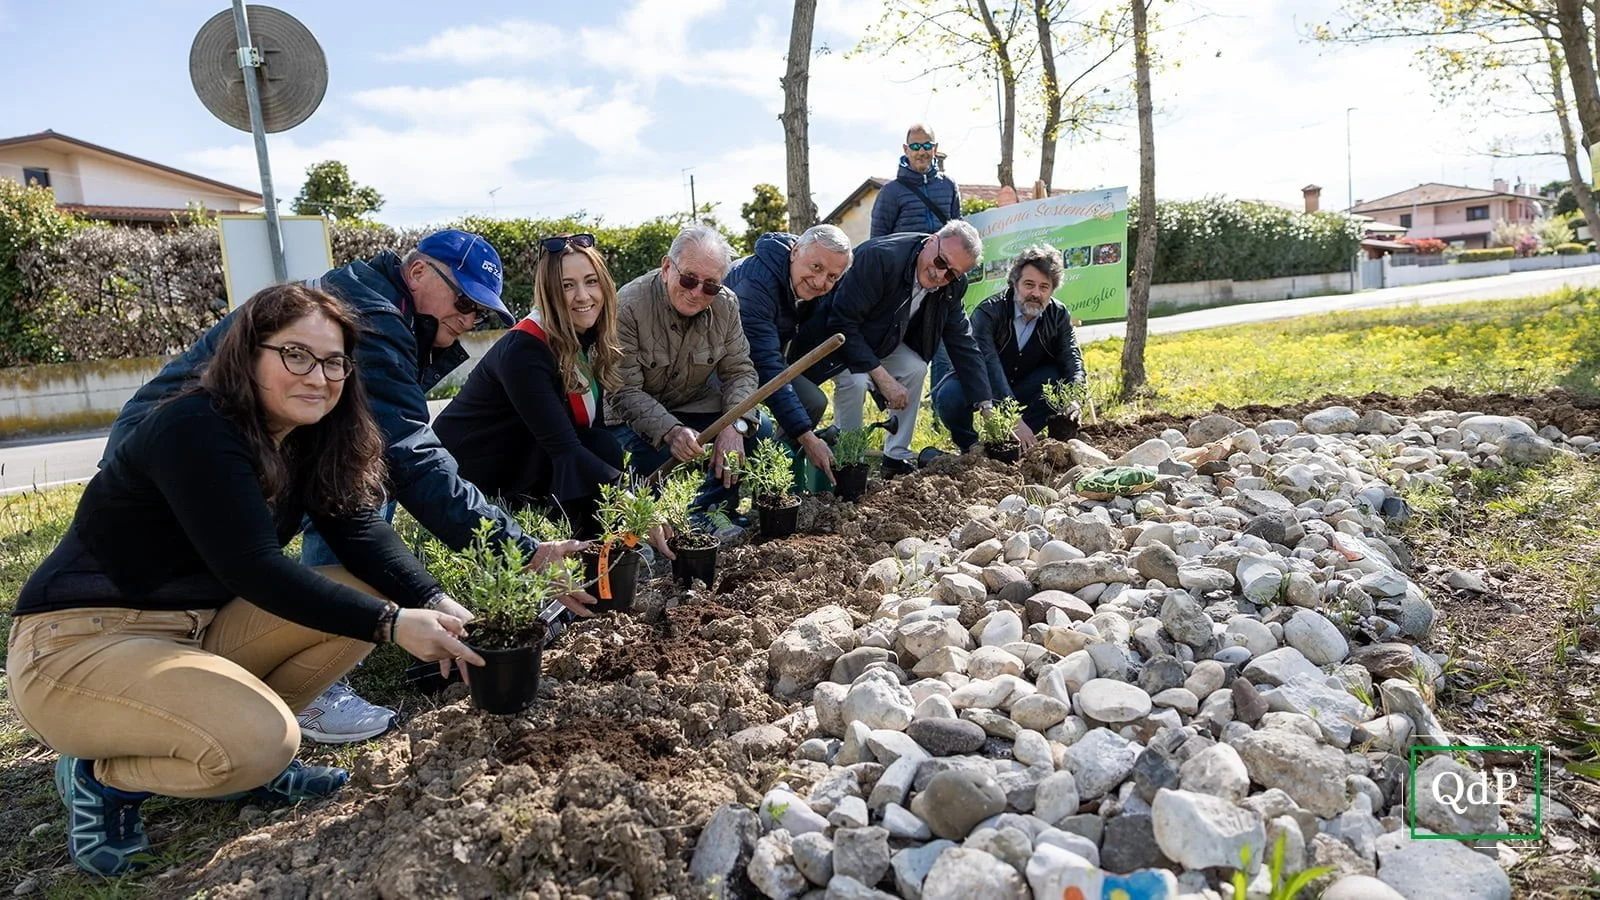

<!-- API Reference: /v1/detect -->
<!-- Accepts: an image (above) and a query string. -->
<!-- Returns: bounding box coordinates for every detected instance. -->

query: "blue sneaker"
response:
[54,756,155,877]
[250,760,349,804]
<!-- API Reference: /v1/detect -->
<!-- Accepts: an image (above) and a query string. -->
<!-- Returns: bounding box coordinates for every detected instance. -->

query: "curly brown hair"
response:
[194,283,386,516]
[534,241,622,394]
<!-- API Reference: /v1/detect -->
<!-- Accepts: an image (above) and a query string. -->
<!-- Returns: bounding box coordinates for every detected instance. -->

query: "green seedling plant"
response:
[512,506,575,543]
[743,438,798,509]
[977,397,1026,448]
[432,518,581,651]
[833,426,874,469]
[595,479,663,550]
[1042,379,1090,415]
[1230,833,1334,900]
[659,466,719,549]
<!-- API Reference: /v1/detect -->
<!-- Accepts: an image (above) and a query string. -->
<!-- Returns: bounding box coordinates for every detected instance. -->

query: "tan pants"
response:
[5,566,377,798]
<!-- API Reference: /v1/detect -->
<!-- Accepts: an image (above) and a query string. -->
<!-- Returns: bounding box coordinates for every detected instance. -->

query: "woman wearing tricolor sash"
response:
[434,234,631,539]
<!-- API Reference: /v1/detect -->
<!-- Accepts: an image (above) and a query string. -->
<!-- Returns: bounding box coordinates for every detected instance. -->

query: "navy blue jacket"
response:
[725,232,822,437]
[792,233,991,403]
[968,288,1085,400]
[871,158,962,237]
[102,251,537,556]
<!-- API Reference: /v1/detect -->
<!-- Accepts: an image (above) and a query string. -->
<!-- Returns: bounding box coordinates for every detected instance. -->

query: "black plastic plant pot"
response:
[582,545,642,614]
[1046,414,1080,441]
[466,642,542,715]
[758,499,801,539]
[669,535,721,588]
[985,441,1022,463]
[834,464,870,501]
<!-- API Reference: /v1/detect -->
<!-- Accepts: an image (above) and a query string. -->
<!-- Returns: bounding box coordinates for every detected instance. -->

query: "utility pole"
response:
[1347,106,1358,292]
[690,175,698,221]
[231,0,286,281]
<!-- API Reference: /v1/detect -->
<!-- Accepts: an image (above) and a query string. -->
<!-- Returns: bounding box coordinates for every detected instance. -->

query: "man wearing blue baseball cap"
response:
[103,229,588,742]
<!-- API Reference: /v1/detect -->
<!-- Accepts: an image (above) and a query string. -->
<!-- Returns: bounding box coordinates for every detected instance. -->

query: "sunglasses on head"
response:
[907,141,936,151]
[675,270,723,297]
[425,261,488,324]
[540,233,596,255]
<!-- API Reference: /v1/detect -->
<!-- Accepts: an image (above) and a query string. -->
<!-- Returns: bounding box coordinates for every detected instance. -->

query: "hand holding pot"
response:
[649,523,677,560]
[529,538,589,572]
[1013,420,1038,449]
[798,431,837,486]
[395,609,484,670]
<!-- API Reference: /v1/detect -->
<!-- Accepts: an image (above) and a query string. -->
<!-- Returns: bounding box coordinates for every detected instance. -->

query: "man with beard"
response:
[931,245,1085,451]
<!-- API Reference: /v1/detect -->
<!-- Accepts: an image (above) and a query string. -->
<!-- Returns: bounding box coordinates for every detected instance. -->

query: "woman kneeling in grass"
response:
[5,284,482,877]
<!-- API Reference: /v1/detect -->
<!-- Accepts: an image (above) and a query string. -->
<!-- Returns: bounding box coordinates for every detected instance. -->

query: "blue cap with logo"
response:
[415,229,513,327]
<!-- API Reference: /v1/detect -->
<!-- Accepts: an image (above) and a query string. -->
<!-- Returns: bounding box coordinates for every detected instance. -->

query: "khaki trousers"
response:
[5,566,377,798]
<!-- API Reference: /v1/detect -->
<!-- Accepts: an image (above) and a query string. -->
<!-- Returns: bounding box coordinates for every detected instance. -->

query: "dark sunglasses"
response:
[425,261,488,324]
[675,271,723,297]
[907,141,936,151]
[930,235,959,284]
[259,343,354,381]
[541,233,596,254]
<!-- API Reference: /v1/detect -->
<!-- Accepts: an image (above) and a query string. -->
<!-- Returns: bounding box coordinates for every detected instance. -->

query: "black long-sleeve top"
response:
[14,393,443,641]
[434,323,621,504]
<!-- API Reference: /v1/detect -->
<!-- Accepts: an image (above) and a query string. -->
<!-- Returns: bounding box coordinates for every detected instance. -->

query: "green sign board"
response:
[962,187,1129,323]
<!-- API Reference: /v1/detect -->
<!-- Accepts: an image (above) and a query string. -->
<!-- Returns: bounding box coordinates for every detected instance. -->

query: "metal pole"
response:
[232,0,287,282]
[690,174,698,220]
[1346,106,1357,292]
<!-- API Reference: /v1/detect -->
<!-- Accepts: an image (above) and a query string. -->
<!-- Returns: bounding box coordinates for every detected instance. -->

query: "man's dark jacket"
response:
[102,251,535,554]
[724,232,821,438]
[968,287,1085,399]
[792,233,991,403]
[871,157,962,237]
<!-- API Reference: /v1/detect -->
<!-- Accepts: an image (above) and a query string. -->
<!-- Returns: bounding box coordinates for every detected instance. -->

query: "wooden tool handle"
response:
[647,333,846,483]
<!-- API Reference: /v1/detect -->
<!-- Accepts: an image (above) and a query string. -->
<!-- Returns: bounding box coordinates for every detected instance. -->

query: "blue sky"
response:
[0,0,1574,228]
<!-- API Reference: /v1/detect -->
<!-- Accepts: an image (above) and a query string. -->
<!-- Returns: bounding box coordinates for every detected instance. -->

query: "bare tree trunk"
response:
[1554,0,1600,150]
[1035,1,1061,191]
[1120,0,1155,402]
[1545,33,1600,238]
[782,0,819,232]
[977,0,1018,188]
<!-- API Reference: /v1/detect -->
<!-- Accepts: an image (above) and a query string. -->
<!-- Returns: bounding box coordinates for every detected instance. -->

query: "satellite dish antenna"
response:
[188,3,327,281]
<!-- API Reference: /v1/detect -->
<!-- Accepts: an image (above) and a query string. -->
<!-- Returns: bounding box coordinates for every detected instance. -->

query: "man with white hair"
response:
[790,220,993,476]
[723,224,853,481]
[608,225,769,527]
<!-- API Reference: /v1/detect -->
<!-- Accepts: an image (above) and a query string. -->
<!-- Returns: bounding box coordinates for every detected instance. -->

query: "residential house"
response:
[1349,180,1544,249]
[823,176,1075,245]
[0,129,262,227]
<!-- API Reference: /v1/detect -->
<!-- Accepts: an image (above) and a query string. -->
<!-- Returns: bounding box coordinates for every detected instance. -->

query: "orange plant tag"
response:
[597,538,614,600]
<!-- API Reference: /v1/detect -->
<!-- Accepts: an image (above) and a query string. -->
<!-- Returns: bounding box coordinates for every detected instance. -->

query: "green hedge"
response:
[0,181,79,365]
[1458,247,1515,263]
[1556,242,1589,256]
[1127,197,1362,285]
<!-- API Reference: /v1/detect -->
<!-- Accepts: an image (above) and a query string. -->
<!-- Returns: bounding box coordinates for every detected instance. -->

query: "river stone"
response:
[832,826,891,887]
[1189,413,1244,444]
[891,839,957,900]
[1010,693,1071,732]
[1322,875,1405,900]
[825,875,898,900]
[1100,813,1168,873]
[1236,554,1284,604]
[1304,406,1360,434]
[690,804,762,899]
[883,801,933,841]
[770,623,846,696]
[1139,654,1188,695]
[1412,755,1501,836]
[912,646,970,678]
[1178,566,1235,593]
[1033,771,1080,826]
[1233,729,1350,817]
[1184,659,1227,699]
[906,718,987,756]
[1063,728,1140,799]
[1160,592,1214,647]
[1282,610,1349,666]
[1458,414,1536,445]
[1243,647,1322,687]
[1035,541,1086,566]
[920,848,1028,900]
[912,770,1008,840]
[1235,489,1296,517]
[1223,616,1278,658]
[1231,677,1269,724]
[1035,556,1132,593]
[791,832,834,886]
[1348,642,1416,679]
[899,618,974,661]
[1375,829,1512,900]
[1130,542,1182,586]
[1152,787,1266,871]
[979,610,1025,647]
[1075,678,1153,723]
[1178,741,1250,802]
[843,673,915,732]
[749,831,808,900]
[831,647,898,685]
[1379,678,1447,744]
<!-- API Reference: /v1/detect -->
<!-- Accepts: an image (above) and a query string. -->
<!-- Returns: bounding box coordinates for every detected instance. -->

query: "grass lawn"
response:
[3,286,1600,895]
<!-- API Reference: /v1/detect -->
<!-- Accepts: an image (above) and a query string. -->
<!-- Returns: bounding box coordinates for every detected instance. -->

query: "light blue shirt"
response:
[1013,298,1040,348]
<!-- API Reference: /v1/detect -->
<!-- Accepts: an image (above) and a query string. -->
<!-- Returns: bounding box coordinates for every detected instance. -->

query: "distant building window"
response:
[1399,214,1412,228]
[21,167,50,188]
[1466,205,1490,221]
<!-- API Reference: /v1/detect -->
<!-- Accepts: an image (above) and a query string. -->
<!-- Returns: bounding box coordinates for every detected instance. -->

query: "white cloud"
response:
[381,21,562,64]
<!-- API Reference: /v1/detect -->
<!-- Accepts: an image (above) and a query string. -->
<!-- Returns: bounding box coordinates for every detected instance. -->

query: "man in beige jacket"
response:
[608,225,771,529]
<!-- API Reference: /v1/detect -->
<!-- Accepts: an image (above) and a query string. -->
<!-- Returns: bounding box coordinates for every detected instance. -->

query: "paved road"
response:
[4,265,1599,496]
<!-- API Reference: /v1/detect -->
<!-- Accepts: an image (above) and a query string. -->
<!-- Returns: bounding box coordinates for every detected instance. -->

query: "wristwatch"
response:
[733,418,750,435]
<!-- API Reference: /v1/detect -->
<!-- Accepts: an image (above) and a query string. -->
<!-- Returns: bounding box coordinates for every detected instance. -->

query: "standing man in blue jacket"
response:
[102,230,587,743]
[724,224,853,482]
[871,124,963,238]
[790,220,993,476]
[932,245,1086,451]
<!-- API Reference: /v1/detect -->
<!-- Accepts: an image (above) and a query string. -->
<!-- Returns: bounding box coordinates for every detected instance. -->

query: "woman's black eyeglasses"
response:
[541,233,597,254]
[425,261,488,324]
[259,343,354,381]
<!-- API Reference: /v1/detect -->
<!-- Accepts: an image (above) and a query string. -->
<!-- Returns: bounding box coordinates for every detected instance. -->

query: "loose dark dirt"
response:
[22,386,1595,899]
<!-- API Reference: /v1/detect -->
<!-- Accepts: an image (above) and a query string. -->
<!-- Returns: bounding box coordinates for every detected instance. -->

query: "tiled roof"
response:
[1351,182,1534,214]
[57,203,201,224]
[0,130,263,201]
